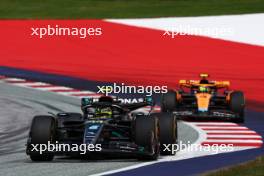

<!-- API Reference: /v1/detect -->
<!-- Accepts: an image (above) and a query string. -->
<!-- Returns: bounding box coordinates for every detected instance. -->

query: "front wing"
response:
[173,109,240,121]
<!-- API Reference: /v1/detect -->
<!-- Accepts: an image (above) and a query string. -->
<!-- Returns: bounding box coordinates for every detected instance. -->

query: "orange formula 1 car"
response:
[161,74,245,123]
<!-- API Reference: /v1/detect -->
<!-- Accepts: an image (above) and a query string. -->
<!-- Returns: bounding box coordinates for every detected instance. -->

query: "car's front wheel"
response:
[28,115,55,161]
[134,115,159,160]
[157,113,178,155]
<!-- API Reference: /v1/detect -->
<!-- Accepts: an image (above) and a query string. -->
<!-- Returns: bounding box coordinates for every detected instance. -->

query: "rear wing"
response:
[179,80,230,89]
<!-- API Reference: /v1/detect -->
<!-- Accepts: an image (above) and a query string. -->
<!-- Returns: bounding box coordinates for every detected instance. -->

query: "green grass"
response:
[0,0,264,19]
[204,156,264,176]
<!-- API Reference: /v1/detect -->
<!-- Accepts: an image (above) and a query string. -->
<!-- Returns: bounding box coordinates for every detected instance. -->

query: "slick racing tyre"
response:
[161,90,178,112]
[134,115,159,160]
[157,113,178,155]
[229,91,245,123]
[29,115,56,161]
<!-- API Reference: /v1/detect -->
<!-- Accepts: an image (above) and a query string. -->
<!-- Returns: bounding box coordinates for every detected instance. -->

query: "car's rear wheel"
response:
[157,113,178,155]
[229,91,245,123]
[134,115,159,160]
[161,90,178,112]
[29,115,55,161]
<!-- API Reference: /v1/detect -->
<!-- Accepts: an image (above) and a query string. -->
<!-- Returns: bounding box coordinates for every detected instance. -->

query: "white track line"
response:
[34,86,74,91]
[193,122,239,125]
[106,13,264,46]
[205,130,257,134]
[200,126,248,130]
[204,140,262,143]
[206,135,262,138]
[11,82,50,87]
[2,78,26,81]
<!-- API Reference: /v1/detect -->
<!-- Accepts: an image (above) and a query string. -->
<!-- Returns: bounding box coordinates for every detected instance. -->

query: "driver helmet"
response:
[95,107,112,118]
[199,86,209,93]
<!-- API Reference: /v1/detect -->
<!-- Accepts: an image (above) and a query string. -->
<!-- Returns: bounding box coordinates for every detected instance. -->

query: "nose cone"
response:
[195,93,212,112]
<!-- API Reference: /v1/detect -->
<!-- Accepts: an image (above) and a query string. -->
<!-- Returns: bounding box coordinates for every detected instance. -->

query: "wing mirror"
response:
[81,97,93,107]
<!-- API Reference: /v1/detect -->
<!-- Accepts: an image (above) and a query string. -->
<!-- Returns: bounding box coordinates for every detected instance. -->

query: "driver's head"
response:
[95,107,112,118]
[199,86,209,93]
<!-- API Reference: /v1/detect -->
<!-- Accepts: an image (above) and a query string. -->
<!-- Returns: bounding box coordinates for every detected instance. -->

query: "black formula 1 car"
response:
[161,74,245,123]
[26,96,177,161]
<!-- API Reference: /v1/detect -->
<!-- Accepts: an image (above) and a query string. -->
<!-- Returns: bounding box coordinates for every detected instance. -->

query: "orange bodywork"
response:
[195,93,212,111]
[179,80,230,88]
[178,79,230,112]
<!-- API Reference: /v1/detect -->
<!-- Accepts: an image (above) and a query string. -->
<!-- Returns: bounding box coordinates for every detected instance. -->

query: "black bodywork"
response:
[26,97,157,158]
